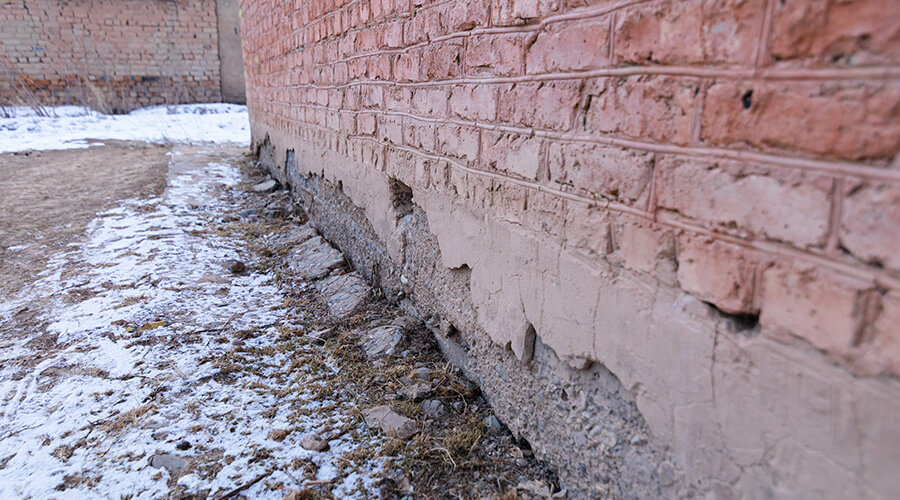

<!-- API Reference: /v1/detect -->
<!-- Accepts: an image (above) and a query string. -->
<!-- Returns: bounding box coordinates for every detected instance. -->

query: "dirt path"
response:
[0,145,559,499]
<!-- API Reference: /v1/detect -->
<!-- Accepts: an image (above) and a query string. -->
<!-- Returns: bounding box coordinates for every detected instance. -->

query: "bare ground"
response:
[0,144,562,499]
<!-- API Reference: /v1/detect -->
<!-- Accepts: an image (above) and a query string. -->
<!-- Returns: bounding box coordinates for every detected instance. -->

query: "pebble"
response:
[175,440,191,450]
[362,405,419,439]
[399,382,432,401]
[228,260,246,274]
[362,325,404,358]
[483,415,504,432]
[149,453,188,473]
[251,179,278,193]
[300,433,329,452]
[421,400,445,418]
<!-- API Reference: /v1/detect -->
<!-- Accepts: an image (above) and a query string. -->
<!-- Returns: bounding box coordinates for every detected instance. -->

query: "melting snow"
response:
[0,147,384,498]
[0,104,250,153]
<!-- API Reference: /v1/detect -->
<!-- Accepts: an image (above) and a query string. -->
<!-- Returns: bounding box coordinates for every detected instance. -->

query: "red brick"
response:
[393,50,422,81]
[547,142,654,203]
[481,131,543,179]
[491,0,560,26]
[464,34,526,77]
[701,81,900,161]
[448,84,497,121]
[760,263,869,358]
[526,19,609,73]
[498,81,581,131]
[770,0,900,66]
[411,87,449,116]
[421,40,464,80]
[840,184,900,271]
[436,124,480,164]
[655,156,832,248]
[445,0,491,31]
[583,76,699,146]
[677,236,759,315]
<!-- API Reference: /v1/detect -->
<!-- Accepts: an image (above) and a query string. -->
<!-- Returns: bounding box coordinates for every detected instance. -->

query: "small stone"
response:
[483,415,504,432]
[600,430,617,449]
[316,272,369,318]
[228,260,246,274]
[151,431,168,441]
[238,208,258,218]
[630,434,647,446]
[362,325,403,358]
[175,440,191,451]
[288,236,345,280]
[421,400,445,418]
[306,328,336,343]
[150,453,188,474]
[411,367,431,380]
[269,224,316,250]
[400,382,432,401]
[300,433,329,452]
[268,429,291,442]
[362,405,419,439]
[452,402,464,413]
[251,179,278,193]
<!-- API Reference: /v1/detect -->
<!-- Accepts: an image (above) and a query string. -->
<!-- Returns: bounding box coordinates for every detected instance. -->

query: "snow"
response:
[0,146,385,498]
[0,103,250,153]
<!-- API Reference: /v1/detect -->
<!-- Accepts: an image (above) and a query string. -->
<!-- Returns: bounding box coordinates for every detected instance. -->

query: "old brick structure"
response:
[240,0,900,498]
[1,0,245,111]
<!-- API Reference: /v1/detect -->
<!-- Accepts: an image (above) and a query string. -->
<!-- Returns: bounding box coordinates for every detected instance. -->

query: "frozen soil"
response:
[0,144,560,499]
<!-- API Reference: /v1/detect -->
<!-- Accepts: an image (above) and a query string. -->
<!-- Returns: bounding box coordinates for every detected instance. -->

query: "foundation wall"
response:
[1,0,246,111]
[240,0,900,498]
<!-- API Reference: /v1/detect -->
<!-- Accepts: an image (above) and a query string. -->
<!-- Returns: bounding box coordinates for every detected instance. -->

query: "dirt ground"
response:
[0,143,561,499]
[0,142,169,298]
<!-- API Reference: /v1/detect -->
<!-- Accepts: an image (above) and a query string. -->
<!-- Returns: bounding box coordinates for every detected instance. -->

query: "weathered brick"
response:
[481,130,543,179]
[655,156,831,248]
[770,0,900,66]
[411,87,449,116]
[701,81,900,161]
[491,0,560,26]
[547,142,654,203]
[436,124,480,164]
[421,40,464,80]
[464,34,526,76]
[677,236,759,315]
[583,76,699,146]
[614,0,765,65]
[448,84,497,121]
[526,19,609,73]
[760,263,869,358]
[498,81,580,131]
[840,184,900,271]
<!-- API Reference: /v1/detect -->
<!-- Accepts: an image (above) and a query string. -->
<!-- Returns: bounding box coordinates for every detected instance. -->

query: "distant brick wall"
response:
[1,0,223,111]
[241,0,900,497]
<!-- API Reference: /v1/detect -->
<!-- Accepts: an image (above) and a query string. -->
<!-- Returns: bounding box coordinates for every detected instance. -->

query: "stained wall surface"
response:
[239,0,900,497]
[1,0,245,110]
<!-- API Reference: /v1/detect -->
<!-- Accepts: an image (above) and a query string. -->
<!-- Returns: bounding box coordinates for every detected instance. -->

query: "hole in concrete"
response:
[708,302,760,336]
[389,178,414,219]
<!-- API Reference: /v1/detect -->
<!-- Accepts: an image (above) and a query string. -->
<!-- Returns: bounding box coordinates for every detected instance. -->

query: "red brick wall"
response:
[1,0,223,111]
[241,0,900,377]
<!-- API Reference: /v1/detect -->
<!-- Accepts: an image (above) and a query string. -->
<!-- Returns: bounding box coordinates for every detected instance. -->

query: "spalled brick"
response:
[436,124,480,164]
[770,0,900,66]
[481,131,542,180]
[583,76,699,146]
[498,81,580,131]
[411,87,449,116]
[547,142,654,203]
[655,156,831,248]
[677,236,759,315]
[760,263,869,358]
[491,0,560,26]
[614,0,765,65]
[421,40,464,80]
[464,34,526,77]
[526,19,609,73]
[840,183,900,271]
[448,84,496,121]
[701,81,900,161]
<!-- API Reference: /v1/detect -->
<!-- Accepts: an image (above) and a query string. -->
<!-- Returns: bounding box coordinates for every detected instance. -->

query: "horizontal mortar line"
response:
[268,62,900,90]
[274,118,900,290]
[281,102,900,183]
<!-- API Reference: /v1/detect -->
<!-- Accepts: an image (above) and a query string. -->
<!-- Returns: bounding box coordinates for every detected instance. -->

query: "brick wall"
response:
[1,0,223,111]
[240,0,900,497]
